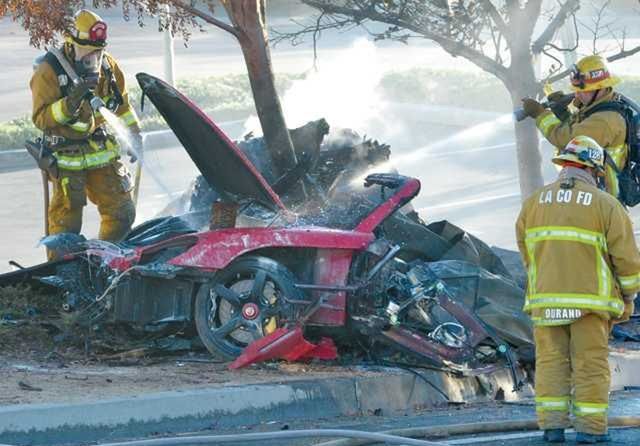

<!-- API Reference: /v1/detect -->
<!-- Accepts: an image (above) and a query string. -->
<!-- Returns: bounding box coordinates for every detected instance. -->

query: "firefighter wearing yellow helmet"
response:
[30,9,141,248]
[516,135,640,444]
[520,55,626,199]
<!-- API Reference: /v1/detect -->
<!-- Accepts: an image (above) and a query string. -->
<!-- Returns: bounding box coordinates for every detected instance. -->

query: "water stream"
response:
[99,106,173,198]
[352,113,515,185]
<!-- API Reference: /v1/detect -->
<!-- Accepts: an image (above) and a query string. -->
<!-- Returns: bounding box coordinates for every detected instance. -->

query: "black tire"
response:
[194,256,302,360]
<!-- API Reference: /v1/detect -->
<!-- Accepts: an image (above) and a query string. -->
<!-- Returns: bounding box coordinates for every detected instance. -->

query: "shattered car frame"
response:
[1,74,528,386]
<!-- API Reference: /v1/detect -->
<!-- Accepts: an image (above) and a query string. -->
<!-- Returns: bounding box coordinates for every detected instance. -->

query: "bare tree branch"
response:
[478,0,509,40]
[487,14,504,66]
[531,0,580,54]
[543,13,579,54]
[170,0,238,38]
[590,0,611,53]
[302,0,510,82]
[607,44,640,62]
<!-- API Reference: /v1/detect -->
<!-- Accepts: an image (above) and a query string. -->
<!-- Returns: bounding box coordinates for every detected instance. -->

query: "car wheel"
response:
[194,255,302,360]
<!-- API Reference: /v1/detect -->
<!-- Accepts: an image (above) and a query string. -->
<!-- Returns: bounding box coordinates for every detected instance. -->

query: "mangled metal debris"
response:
[0,74,533,382]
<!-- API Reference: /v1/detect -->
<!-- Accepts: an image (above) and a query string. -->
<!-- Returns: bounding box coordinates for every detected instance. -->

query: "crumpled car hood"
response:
[136,73,285,211]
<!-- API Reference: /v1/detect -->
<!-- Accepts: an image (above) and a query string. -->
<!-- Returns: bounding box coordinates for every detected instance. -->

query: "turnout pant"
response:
[534,314,610,435]
[48,161,135,244]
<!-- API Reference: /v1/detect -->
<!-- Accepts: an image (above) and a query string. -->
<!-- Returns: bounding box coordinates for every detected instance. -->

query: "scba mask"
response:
[74,48,104,89]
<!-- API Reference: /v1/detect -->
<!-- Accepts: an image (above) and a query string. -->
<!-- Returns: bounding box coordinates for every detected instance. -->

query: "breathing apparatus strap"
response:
[47,47,82,87]
[43,52,73,97]
[101,58,124,111]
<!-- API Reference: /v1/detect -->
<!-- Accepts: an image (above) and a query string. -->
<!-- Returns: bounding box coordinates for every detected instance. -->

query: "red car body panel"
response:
[167,227,374,270]
[229,327,337,369]
[355,178,421,232]
[307,248,354,325]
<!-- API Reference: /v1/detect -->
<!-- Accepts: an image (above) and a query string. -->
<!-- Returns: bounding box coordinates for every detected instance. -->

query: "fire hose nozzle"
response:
[89,95,106,113]
[513,107,528,122]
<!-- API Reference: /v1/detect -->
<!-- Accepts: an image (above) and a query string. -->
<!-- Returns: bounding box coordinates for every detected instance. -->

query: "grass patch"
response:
[0,73,302,151]
[0,117,42,152]
[379,68,512,112]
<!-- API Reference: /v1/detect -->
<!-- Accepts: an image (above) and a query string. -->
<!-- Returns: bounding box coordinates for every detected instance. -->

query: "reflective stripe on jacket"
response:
[30,45,139,170]
[516,176,640,325]
[535,91,627,198]
[53,138,120,171]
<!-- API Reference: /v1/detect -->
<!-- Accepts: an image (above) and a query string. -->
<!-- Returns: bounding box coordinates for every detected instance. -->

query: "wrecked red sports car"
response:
[0,74,532,385]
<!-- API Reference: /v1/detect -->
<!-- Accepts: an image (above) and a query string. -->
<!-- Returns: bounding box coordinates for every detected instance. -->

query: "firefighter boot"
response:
[543,429,565,443]
[576,432,611,443]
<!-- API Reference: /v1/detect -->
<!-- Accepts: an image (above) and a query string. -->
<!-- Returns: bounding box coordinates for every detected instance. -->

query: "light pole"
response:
[162,4,175,86]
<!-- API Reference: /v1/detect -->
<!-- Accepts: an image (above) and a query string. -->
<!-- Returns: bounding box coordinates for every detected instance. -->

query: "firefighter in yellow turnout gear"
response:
[30,9,141,244]
[516,136,640,444]
[521,55,626,199]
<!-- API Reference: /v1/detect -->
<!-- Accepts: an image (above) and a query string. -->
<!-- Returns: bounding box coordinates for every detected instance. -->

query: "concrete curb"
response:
[611,349,640,391]
[0,367,529,446]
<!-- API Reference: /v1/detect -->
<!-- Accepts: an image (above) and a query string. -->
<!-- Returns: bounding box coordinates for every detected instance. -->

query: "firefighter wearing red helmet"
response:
[30,10,141,249]
[516,136,640,444]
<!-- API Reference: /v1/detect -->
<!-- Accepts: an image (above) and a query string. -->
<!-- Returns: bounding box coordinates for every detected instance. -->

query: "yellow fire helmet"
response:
[65,10,108,49]
[570,55,620,92]
[552,135,605,170]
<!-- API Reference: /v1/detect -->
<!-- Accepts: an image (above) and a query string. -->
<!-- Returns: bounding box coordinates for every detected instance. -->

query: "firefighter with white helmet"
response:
[30,9,141,250]
[520,55,627,199]
[516,135,640,443]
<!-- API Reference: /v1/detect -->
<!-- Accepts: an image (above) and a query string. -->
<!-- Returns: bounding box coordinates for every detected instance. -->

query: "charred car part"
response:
[1,74,532,383]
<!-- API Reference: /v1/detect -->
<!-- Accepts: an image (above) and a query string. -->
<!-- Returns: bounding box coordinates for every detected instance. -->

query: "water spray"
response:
[351,113,515,185]
[98,106,173,201]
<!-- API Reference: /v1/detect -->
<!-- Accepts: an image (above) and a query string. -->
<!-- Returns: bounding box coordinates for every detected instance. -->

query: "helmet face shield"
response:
[570,64,586,90]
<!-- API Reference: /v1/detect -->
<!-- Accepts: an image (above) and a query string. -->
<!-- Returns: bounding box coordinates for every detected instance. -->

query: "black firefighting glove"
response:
[66,80,92,116]
[521,98,546,119]
[547,90,565,103]
[547,90,572,122]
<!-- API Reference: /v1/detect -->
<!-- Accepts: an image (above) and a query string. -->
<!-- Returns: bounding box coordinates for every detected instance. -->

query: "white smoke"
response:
[244,38,397,139]
[282,39,384,129]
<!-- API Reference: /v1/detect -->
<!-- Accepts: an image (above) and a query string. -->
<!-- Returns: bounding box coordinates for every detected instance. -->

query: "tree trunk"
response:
[221,0,298,178]
[507,46,545,200]
[511,102,544,199]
